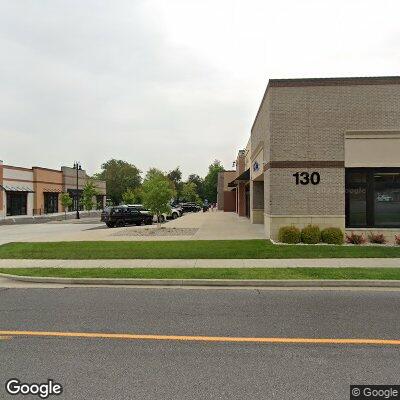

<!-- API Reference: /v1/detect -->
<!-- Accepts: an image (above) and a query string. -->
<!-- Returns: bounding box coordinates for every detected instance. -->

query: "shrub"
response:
[278,226,301,244]
[321,227,344,245]
[345,232,366,245]
[300,225,321,244]
[396,235,400,246]
[368,232,386,244]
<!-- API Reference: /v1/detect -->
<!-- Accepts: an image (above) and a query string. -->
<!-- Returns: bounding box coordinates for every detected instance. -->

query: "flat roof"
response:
[251,76,400,132]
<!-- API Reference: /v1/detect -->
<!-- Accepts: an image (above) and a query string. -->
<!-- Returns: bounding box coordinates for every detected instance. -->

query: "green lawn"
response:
[0,240,399,259]
[1,267,400,280]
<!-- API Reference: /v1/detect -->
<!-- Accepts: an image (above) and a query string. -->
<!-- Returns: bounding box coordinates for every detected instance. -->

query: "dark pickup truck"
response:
[101,205,153,228]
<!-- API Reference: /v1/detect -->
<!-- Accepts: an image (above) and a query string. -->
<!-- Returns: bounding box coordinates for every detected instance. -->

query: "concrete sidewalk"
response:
[0,258,399,268]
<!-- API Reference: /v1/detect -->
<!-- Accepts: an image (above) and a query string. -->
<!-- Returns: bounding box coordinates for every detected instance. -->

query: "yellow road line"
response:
[0,336,11,340]
[0,330,399,346]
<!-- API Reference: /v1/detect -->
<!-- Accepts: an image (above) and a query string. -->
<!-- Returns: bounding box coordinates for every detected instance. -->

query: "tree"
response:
[167,167,183,199]
[60,192,73,220]
[142,173,176,227]
[203,160,224,203]
[187,174,205,200]
[82,180,99,211]
[122,187,143,204]
[95,159,141,205]
[181,182,201,204]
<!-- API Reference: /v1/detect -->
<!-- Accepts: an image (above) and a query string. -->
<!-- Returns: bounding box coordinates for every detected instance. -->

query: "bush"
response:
[321,227,344,245]
[396,235,400,246]
[278,226,301,244]
[345,232,366,245]
[368,232,386,244]
[300,225,321,244]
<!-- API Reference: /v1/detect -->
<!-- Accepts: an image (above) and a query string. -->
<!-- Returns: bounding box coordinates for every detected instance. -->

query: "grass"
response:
[1,267,400,280]
[0,240,399,260]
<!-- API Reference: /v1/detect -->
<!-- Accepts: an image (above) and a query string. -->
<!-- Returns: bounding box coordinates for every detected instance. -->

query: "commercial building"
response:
[219,76,400,241]
[0,161,106,220]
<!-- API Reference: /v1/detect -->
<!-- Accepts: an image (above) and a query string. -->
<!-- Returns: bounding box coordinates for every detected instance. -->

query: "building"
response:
[219,76,400,241]
[0,161,106,219]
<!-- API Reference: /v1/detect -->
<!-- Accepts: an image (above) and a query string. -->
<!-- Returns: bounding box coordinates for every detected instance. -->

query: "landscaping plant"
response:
[278,226,301,244]
[301,225,321,244]
[60,192,73,220]
[395,235,400,245]
[345,232,366,245]
[368,232,386,244]
[321,227,344,245]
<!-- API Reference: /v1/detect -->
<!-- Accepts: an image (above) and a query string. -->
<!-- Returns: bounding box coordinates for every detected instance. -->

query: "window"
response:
[6,192,28,216]
[346,168,400,228]
[44,193,59,214]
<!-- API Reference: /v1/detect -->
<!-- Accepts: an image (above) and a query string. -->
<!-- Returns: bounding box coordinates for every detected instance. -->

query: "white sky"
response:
[1,0,399,178]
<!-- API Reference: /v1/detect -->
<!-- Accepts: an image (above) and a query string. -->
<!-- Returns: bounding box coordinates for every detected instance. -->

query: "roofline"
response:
[251,76,400,133]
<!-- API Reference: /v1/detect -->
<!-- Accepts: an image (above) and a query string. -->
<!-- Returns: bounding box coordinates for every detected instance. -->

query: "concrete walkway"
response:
[0,258,399,268]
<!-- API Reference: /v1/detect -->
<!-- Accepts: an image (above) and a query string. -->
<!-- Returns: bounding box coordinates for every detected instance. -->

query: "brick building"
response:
[219,76,400,241]
[0,161,106,219]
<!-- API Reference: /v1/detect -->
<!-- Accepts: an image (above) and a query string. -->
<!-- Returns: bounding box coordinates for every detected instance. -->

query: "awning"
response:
[227,169,250,187]
[43,187,62,193]
[0,184,35,192]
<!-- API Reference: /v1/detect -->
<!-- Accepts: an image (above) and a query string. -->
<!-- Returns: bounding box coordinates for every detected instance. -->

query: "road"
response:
[0,287,399,399]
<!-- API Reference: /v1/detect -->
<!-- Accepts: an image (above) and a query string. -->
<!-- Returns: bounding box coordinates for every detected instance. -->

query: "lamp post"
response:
[73,162,82,219]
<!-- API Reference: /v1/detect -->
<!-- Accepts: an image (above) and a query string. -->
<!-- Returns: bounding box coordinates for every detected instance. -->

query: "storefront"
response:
[220,76,400,242]
[6,191,28,216]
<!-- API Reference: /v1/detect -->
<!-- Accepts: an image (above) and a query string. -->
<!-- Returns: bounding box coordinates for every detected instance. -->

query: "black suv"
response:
[180,202,202,212]
[101,205,153,228]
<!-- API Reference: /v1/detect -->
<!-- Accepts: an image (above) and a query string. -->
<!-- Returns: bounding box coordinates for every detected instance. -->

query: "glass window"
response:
[6,192,28,216]
[348,187,367,227]
[347,172,367,184]
[374,172,400,227]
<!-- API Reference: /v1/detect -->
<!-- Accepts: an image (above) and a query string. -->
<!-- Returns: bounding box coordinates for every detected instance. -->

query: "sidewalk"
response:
[0,258,400,268]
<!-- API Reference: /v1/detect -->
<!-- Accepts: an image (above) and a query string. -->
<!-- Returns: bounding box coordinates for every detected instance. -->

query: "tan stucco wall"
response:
[33,167,63,214]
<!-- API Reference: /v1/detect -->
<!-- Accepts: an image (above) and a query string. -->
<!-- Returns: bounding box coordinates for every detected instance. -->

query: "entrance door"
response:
[44,192,59,214]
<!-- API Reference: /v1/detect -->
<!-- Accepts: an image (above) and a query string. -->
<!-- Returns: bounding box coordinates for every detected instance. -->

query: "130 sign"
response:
[293,172,320,185]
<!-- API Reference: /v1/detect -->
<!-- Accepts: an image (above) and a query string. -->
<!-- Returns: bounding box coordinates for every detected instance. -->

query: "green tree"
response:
[187,174,205,200]
[167,167,183,199]
[203,160,224,203]
[82,180,99,211]
[60,192,73,220]
[142,173,176,226]
[122,187,143,204]
[181,182,201,204]
[95,159,141,205]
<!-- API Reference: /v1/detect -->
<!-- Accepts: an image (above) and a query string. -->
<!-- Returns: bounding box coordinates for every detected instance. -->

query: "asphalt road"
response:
[0,287,399,399]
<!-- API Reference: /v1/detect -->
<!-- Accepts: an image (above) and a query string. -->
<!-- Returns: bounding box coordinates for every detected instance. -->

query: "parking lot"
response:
[0,211,265,245]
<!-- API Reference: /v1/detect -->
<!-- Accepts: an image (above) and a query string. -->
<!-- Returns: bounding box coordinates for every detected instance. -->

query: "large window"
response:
[346,168,400,228]
[67,189,83,211]
[6,192,28,216]
[44,192,59,214]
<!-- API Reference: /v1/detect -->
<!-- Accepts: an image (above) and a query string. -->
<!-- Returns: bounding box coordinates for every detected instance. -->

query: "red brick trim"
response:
[263,161,345,171]
[3,165,32,172]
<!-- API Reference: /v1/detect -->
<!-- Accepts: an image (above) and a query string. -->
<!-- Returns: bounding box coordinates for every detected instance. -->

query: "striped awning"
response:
[0,184,35,192]
[43,187,62,193]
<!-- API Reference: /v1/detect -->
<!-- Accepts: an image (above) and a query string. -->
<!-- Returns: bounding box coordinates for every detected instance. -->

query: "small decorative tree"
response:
[60,192,73,220]
[142,173,176,227]
[82,180,99,211]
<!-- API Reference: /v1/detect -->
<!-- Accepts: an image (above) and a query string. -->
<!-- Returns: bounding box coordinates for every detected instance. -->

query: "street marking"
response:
[0,330,399,346]
[0,336,11,340]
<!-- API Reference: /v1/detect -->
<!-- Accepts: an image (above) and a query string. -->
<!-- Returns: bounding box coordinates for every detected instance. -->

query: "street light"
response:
[73,162,82,219]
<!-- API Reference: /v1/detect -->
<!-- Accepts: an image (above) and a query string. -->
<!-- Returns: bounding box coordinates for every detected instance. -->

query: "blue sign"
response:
[253,161,260,172]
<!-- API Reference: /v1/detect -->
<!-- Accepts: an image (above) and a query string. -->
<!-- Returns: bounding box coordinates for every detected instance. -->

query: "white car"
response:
[126,204,180,223]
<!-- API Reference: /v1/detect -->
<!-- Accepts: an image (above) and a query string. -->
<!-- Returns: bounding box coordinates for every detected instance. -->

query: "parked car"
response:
[101,205,153,228]
[180,202,202,212]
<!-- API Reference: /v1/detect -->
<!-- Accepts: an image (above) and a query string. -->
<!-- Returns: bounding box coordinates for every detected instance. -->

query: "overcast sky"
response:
[1,0,399,178]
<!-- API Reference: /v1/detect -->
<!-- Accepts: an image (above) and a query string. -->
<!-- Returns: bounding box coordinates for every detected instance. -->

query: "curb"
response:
[1,273,400,287]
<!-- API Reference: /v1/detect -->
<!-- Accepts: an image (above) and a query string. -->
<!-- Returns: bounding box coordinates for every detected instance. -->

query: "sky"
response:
[1,0,399,179]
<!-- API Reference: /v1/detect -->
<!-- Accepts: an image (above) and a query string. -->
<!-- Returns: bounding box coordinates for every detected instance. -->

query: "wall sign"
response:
[253,161,260,172]
[293,171,320,185]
